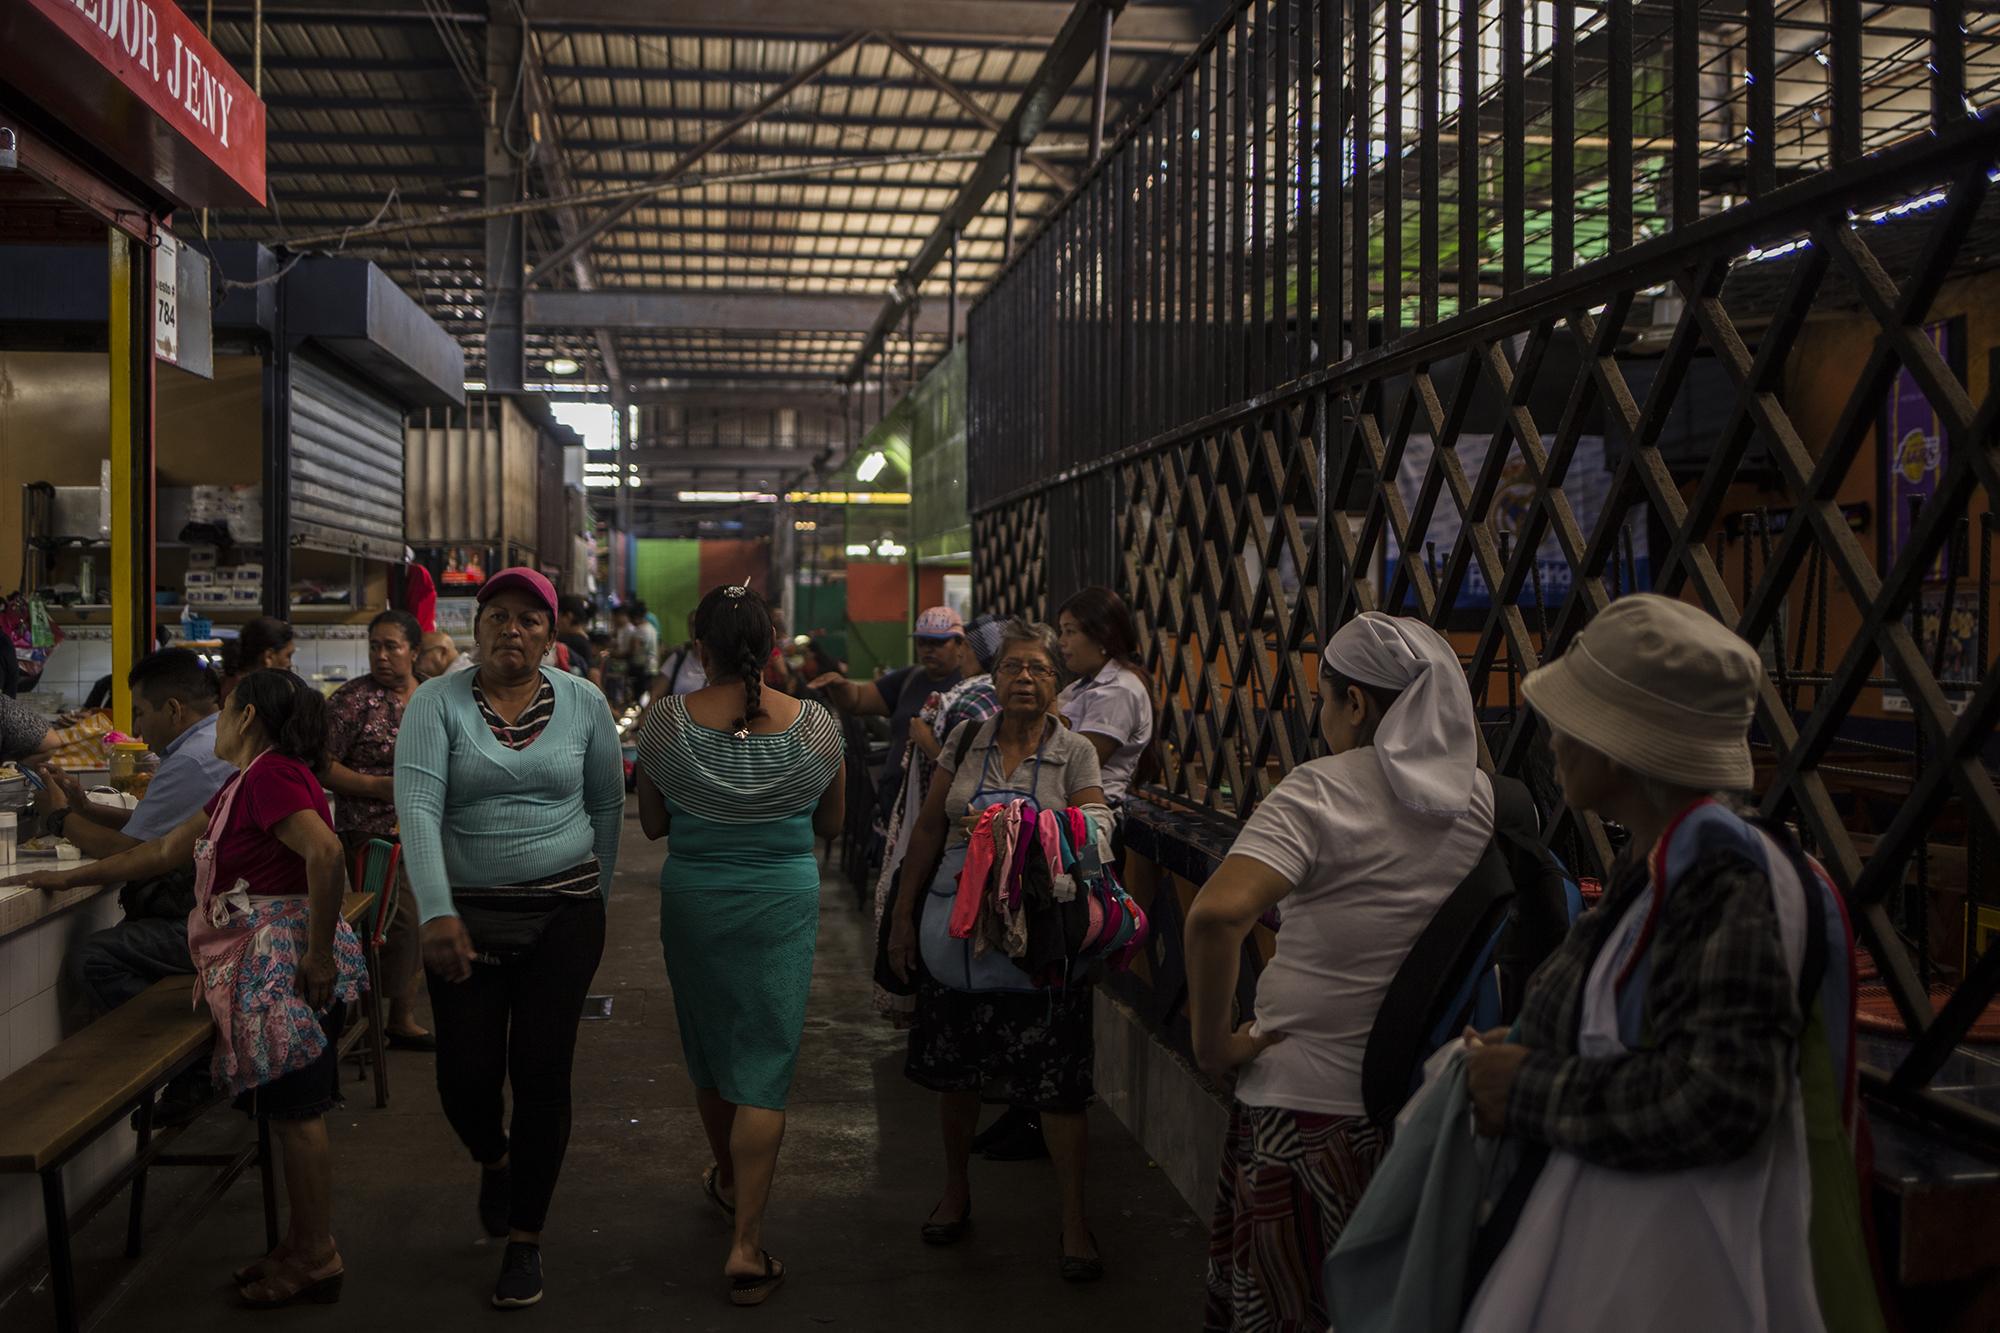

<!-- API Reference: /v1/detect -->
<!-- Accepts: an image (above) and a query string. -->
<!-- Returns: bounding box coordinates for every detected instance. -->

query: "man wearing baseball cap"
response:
[810,606,968,820]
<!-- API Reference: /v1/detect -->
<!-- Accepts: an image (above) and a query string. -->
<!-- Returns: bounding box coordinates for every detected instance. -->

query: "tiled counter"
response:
[0,878,133,1278]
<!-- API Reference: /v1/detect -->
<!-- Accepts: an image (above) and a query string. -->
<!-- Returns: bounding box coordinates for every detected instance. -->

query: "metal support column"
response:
[948,230,960,346]
[613,395,632,597]
[773,498,797,635]
[1006,147,1021,261]
[484,2,527,393]
[108,229,155,733]
[1091,6,1112,161]
[260,265,291,620]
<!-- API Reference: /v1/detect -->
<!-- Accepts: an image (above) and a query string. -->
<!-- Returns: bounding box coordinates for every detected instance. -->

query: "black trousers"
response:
[426,896,606,1234]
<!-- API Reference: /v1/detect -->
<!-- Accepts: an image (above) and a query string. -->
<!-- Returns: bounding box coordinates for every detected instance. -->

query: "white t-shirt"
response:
[661,646,707,695]
[1056,660,1153,804]
[1227,751,1495,1116]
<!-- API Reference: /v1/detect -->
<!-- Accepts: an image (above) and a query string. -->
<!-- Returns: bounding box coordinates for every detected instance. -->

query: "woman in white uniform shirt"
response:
[1184,613,1494,1333]
[1053,587,1155,805]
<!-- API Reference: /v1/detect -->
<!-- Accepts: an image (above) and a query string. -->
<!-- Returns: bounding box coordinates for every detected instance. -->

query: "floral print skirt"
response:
[904,977,1094,1113]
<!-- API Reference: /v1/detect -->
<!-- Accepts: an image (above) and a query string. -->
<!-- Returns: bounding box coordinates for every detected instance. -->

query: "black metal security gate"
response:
[967,1,2000,1144]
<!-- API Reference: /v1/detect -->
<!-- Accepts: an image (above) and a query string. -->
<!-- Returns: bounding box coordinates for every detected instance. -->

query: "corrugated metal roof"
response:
[196,6,1189,390]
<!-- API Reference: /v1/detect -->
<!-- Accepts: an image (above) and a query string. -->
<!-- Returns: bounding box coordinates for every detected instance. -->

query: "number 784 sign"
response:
[153,232,179,365]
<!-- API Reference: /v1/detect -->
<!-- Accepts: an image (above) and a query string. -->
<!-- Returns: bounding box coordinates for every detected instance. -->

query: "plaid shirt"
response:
[899,674,1002,813]
[936,674,1000,738]
[1505,847,1801,1171]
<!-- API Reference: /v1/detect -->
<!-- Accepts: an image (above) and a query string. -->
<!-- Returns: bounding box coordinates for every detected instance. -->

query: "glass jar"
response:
[108,741,157,798]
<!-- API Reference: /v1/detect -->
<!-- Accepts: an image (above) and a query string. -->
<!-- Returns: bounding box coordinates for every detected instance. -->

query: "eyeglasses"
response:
[995,659,1057,680]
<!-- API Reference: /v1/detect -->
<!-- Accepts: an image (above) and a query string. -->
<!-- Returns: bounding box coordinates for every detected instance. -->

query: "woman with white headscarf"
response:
[1186,613,1495,1333]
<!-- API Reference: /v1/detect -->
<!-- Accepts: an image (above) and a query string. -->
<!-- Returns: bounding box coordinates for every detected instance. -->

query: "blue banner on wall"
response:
[1382,434,1650,611]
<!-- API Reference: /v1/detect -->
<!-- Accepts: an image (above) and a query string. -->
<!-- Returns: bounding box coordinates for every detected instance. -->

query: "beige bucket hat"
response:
[1521,594,1762,791]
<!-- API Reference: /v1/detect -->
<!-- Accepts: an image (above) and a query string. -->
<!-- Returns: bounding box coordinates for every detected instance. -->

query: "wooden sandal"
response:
[728,1252,784,1307]
[239,1255,345,1308]
[233,1242,293,1287]
[702,1162,737,1218]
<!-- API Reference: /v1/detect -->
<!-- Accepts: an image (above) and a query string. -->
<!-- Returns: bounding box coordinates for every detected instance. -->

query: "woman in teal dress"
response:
[635,583,844,1307]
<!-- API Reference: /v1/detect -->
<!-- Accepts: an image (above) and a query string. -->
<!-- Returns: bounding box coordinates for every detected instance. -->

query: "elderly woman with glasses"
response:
[886,618,1112,1283]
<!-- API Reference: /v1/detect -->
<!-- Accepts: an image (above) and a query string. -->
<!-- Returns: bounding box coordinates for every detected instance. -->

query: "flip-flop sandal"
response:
[728,1252,784,1307]
[702,1163,737,1218]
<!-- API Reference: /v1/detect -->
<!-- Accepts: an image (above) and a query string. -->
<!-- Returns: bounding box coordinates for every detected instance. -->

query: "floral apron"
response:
[187,756,368,1095]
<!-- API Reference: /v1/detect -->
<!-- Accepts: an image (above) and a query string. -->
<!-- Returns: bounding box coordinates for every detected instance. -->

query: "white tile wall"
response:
[0,929,35,1012]
[33,625,379,707]
[295,627,368,689]
[34,628,114,711]
[0,891,137,1278]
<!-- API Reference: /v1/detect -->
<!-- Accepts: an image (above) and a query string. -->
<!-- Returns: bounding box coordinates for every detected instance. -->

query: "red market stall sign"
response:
[0,0,266,209]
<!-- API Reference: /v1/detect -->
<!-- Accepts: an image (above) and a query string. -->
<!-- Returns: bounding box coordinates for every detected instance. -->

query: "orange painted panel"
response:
[696,540,771,597]
[846,561,909,623]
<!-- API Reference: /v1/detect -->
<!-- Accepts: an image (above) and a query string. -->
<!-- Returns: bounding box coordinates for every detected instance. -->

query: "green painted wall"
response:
[633,540,702,645]
[909,344,971,562]
[793,579,848,667]
[848,620,905,680]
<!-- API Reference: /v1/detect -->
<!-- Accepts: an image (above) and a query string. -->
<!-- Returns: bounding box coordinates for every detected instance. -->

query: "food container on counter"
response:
[108,742,158,798]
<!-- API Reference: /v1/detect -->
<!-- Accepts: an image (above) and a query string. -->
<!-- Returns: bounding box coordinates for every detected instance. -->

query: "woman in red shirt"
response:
[14,670,366,1308]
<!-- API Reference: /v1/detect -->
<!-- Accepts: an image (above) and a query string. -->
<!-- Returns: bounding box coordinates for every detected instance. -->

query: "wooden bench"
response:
[0,890,376,1333]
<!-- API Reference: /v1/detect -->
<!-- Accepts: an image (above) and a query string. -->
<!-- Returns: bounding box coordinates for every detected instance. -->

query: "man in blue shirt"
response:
[42,650,235,1012]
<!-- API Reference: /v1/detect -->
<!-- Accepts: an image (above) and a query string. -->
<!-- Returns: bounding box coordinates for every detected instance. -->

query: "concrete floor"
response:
[38,805,1205,1331]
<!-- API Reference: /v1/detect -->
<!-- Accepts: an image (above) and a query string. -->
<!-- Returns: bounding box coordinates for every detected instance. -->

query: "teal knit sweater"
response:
[394,666,625,923]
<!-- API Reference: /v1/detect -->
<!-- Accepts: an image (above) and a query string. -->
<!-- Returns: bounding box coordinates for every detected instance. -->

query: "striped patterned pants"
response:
[1203,1101,1386,1333]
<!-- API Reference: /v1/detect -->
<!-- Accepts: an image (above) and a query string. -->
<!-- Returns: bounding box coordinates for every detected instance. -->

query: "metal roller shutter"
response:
[289,353,407,559]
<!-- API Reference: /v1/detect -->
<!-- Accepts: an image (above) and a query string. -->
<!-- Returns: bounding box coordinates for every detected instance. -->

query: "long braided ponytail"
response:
[690,582,776,736]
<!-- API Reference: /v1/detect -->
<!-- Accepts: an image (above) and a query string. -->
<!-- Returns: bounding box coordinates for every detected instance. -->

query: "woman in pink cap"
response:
[395,568,625,1312]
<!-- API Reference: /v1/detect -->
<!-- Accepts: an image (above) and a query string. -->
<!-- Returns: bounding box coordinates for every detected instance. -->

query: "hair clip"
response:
[725,585,749,600]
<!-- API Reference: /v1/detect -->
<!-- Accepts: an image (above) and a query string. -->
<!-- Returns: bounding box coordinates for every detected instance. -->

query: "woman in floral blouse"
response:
[326,609,431,1048]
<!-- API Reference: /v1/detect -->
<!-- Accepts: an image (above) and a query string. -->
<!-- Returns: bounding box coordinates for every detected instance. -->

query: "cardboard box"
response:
[184,571,216,588]
[187,547,218,569]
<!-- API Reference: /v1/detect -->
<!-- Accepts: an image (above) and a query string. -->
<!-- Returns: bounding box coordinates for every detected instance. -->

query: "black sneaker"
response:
[478,1165,511,1239]
[492,1241,543,1310]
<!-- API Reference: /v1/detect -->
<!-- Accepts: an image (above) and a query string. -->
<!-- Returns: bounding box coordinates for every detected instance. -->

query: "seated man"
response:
[418,630,474,680]
[48,649,236,1011]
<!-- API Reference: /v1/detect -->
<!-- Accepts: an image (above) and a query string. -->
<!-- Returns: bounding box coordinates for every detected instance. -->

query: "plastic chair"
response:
[347,838,401,1108]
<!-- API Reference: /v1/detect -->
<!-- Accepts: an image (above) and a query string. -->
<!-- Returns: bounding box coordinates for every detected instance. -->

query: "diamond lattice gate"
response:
[966,1,2000,1145]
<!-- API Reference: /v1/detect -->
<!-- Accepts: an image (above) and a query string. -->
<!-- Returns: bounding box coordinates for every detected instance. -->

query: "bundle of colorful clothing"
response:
[946,800,1148,986]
